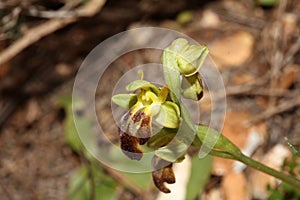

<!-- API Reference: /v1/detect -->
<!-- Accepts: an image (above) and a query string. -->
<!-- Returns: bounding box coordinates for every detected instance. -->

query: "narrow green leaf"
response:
[186,156,212,200]
[285,137,300,157]
[95,184,117,200]
[58,96,84,153]
[257,0,279,6]
[122,172,152,190]
[68,166,91,200]
[58,95,99,160]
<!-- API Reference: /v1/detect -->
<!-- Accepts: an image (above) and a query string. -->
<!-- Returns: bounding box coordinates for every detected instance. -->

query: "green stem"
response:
[194,125,300,190]
[208,149,237,160]
[236,152,300,190]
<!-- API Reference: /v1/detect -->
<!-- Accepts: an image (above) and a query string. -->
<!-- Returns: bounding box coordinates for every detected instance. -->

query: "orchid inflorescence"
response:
[112,38,300,193]
[112,38,208,193]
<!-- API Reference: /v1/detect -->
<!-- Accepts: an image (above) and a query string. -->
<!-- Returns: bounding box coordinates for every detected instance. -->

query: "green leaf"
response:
[267,189,284,200]
[186,156,212,200]
[58,96,84,153]
[122,172,152,190]
[68,166,91,200]
[95,183,117,200]
[256,0,279,6]
[58,96,99,160]
[68,164,118,200]
[285,137,300,157]
[112,94,137,110]
[75,113,99,161]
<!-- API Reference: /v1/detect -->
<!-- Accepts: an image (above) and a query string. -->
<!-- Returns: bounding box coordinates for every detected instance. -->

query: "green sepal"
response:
[147,128,176,148]
[162,49,181,99]
[111,94,137,110]
[126,79,159,94]
[163,38,209,77]
[155,101,181,128]
[154,138,189,163]
[177,44,209,77]
[169,38,189,53]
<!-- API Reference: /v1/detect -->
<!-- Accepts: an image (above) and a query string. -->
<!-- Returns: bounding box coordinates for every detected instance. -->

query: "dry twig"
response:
[214,9,266,29]
[0,0,106,66]
[268,0,287,107]
[283,36,300,66]
[246,96,300,125]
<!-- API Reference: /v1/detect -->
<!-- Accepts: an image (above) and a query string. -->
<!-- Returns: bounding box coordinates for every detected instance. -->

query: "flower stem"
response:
[236,152,300,190]
[195,125,300,190]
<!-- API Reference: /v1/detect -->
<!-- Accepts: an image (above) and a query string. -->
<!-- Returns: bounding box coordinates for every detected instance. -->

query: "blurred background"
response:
[0,0,300,199]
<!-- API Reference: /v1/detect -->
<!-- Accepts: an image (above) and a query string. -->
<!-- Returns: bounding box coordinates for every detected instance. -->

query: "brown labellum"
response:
[118,109,152,160]
[132,110,152,145]
[119,129,143,160]
[151,156,176,193]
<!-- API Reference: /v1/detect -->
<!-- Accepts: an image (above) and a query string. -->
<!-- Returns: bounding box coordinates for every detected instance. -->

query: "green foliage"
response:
[285,138,300,158]
[59,95,152,199]
[186,156,212,200]
[268,152,300,200]
[59,96,118,199]
[122,172,152,190]
[57,96,84,153]
[256,0,279,6]
[68,165,117,200]
[68,166,91,200]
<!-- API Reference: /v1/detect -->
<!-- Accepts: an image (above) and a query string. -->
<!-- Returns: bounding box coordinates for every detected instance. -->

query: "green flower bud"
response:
[181,72,203,101]
[163,38,209,77]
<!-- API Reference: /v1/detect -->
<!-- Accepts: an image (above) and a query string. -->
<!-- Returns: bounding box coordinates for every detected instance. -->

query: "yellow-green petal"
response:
[155,101,181,128]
